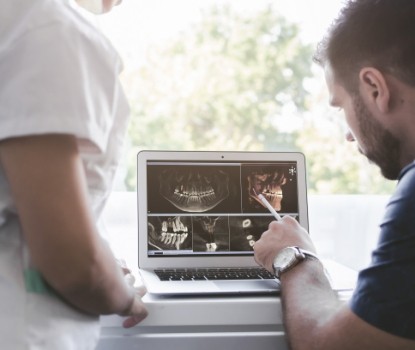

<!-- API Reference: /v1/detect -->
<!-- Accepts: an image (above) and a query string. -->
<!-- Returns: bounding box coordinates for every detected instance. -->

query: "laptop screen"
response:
[146,160,301,257]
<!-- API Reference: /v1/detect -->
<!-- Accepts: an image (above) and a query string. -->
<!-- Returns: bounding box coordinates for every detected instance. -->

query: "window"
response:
[97,0,394,270]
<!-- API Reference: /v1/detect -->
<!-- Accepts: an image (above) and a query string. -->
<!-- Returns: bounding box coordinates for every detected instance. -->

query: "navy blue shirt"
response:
[350,162,415,340]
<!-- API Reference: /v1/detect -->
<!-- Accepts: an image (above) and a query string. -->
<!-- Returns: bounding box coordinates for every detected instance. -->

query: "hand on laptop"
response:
[253,215,316,273]
[121,285,149,328]
[115,259,149,328]
[117,258,136,286]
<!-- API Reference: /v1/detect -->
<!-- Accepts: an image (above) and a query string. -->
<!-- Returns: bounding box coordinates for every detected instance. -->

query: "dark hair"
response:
[313,0,415,92]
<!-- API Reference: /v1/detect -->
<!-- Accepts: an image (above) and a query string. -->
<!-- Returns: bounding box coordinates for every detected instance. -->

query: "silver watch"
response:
[272,246,319,279]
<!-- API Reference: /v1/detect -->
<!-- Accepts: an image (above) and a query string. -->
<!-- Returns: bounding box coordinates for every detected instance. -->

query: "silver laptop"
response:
[137,150,309,295]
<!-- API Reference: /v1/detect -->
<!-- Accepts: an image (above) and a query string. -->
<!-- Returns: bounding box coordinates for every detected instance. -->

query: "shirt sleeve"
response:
[350,163,415,340]
[0,17,125,154]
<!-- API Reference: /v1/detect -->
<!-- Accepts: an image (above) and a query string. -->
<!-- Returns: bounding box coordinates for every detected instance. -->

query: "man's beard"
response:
[352,95,401,180]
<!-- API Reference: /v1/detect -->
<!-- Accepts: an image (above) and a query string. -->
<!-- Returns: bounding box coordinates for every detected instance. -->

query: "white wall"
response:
[308,195,390,270]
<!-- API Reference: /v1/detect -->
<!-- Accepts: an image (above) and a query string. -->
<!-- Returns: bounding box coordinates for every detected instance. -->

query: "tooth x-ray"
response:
[148,216,192,251]
[159,168,229,212]
[228,216,275,251]
[146,161,300,257]
[241,164,299,214]
[192,216,230,252]
[147,165,241,214]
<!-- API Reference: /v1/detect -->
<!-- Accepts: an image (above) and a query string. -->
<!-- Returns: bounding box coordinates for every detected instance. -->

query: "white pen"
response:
[252,188,282,221]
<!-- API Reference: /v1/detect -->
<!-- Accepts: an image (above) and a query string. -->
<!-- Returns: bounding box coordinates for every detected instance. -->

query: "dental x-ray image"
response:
[229,216,275,251]
[147,165,241,214]
[241,163,299,214]
[145,160,301,257]
[148,216,192,251]
[192,216,230,252]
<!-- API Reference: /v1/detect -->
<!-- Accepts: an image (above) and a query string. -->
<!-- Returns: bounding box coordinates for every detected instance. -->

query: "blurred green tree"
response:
[124,5,313,189]
[122,4,396,195]
[296,108,397,195]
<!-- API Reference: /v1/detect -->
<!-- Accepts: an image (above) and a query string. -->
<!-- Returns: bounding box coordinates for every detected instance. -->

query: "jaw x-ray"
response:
[146,162,299,256]
[158,167,231,212]
[241,164,298,213]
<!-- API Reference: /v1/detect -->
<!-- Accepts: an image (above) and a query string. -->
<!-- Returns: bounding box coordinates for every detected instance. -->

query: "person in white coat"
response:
[0,0,148,348]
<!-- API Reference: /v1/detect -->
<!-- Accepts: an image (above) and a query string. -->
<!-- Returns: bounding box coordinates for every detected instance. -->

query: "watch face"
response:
[274,247,297,267]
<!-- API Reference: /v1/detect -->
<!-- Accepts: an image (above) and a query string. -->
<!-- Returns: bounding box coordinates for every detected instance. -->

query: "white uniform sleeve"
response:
[0,18,126,154]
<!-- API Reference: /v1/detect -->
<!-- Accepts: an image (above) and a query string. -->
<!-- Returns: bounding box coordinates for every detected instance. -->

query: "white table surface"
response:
[96,192,359,349]
[97,260,356,350]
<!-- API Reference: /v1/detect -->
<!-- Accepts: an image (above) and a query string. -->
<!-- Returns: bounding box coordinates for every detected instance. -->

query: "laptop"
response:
[137,150,309,295]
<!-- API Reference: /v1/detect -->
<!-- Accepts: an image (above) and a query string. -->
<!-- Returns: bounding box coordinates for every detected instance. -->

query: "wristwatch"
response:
[272,246,319,279]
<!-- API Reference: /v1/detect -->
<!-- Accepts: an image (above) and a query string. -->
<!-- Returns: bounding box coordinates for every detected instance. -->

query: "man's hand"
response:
[254,215,316,272]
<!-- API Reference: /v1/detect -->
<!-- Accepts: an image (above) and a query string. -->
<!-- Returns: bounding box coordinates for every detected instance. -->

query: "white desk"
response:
[98,294,288,350]
[96,192,360,350]
[97,261,355,350]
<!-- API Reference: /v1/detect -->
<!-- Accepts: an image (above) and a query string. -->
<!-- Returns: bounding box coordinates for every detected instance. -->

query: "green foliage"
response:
[125,5,313,184]
[296,111,397,195]
[122,4,396,195]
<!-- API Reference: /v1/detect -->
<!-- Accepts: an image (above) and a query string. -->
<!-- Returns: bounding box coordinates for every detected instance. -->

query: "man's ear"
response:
[359,67,390,113]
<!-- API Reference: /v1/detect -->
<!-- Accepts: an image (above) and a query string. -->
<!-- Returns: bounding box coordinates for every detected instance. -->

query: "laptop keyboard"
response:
[154,267,275,281]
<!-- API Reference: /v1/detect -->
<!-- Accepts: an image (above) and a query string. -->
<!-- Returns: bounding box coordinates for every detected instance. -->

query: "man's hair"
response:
[313,0,415,92]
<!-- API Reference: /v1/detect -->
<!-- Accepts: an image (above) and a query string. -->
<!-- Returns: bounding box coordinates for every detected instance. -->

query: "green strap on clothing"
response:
[24,268,56,296]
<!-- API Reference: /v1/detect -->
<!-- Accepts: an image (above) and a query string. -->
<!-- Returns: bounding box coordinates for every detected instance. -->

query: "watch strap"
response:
[274,246,320,278]
[299,248,319,261]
